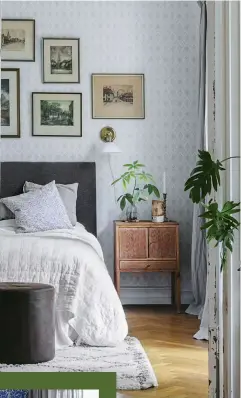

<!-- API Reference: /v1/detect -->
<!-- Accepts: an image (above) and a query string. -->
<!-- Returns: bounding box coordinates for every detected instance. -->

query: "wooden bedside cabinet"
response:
[114,220,181,313]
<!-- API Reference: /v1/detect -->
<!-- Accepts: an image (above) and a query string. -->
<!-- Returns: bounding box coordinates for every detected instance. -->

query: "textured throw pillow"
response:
[23,181,78,226]
[0,203,14,221]
[0,181,73,233]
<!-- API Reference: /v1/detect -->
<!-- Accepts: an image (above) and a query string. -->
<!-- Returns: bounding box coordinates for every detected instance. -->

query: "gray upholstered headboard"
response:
[0,162,97,236]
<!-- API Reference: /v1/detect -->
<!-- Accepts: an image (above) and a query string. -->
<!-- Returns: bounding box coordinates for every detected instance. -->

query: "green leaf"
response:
[226,239,233,252]
[125,193,134,205]
[117,195,123,202]
[198,211,213,219]
[122,179,127,190]
[147,184,153,195]
[200,220,214,230]
[199,199,241,270]
[152,186,160,198]
[184,150,224,203]
[125,175,131,184]
[111,177,121,185]
[211,170,217,191]
[120,196,126,211]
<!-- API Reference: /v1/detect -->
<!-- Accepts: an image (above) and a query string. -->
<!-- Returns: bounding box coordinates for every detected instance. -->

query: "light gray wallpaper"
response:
[1,1,200,304]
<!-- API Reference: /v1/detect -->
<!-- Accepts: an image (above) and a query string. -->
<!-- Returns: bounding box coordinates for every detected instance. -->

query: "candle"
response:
[163,171,166,193]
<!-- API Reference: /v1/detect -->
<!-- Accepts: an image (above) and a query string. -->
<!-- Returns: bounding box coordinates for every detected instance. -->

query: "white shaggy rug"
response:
[0,337,158,390]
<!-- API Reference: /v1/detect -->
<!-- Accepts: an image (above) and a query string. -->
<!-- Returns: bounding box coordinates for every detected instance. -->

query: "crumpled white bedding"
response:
[0,220,128,348]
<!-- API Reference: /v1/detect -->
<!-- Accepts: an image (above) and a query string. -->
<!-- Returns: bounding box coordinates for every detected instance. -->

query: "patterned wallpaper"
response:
[1,1,200,304]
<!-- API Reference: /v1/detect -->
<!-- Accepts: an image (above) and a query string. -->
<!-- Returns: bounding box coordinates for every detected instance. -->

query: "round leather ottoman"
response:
[0,282,55,364]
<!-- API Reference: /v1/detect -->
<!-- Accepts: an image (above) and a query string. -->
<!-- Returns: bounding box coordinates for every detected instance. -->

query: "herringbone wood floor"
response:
[121,306,208,398]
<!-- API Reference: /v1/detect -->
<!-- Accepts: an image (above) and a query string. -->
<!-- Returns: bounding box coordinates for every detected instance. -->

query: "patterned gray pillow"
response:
[0,181,73,233]
[23,181,78,226]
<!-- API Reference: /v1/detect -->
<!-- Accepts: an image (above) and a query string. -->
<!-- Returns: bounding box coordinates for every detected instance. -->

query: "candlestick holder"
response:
[163,193,168,222]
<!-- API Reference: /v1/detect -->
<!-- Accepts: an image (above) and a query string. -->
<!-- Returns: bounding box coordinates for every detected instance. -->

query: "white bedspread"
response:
[0,220,128,348]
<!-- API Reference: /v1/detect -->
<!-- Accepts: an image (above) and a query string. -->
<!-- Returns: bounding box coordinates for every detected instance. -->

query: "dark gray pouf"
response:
[0,282,55,364]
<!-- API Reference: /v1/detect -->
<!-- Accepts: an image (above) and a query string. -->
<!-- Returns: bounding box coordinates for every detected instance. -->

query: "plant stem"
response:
[221,156,241,162]
[132,177,137,203]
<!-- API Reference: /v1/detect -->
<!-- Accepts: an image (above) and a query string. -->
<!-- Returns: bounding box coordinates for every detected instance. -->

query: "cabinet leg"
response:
[171,272,175,306]
[175,272,181,313]
[115,269,120,296]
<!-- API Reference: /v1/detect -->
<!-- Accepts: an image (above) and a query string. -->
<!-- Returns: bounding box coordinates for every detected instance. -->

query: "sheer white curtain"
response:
[185,0,208,340]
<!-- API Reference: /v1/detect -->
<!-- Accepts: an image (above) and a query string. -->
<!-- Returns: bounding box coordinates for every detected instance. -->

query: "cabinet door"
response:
[149,227,177,259]
[119,228,148,259]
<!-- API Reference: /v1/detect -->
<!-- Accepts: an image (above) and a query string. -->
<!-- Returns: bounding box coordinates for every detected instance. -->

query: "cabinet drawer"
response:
[119,260,177,271]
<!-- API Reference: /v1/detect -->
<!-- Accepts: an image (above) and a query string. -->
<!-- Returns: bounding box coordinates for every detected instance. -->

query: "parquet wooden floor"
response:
[120,305,208,398]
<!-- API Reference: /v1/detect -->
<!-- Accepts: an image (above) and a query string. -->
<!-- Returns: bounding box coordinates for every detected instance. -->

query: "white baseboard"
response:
[120,287,193,305]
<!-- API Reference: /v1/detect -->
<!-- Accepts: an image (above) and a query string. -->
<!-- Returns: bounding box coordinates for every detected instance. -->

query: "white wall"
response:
[1,1,200,304]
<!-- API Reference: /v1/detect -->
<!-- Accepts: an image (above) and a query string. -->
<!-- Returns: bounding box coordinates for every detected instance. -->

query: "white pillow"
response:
[0,181,73,233]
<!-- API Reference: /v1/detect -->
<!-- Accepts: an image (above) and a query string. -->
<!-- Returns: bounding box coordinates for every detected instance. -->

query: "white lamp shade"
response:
[102,142,121,153]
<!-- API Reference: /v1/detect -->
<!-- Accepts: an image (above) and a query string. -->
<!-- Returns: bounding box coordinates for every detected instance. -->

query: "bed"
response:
[0,162,128,348]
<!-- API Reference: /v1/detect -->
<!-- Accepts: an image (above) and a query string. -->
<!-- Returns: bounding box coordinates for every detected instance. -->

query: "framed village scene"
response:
[1,19,35,61]
[91,74,145,119]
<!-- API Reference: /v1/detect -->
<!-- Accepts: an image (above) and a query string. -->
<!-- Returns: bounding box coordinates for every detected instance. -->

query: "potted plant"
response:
[184,150,240,270]
[112,160,160,221]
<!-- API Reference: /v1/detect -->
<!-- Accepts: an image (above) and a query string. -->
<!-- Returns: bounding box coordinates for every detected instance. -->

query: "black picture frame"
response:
[91,73,145,119]
[42,38,80,83]
[1,68,21,138]
[2,19,35,62]
[32,92,82,137]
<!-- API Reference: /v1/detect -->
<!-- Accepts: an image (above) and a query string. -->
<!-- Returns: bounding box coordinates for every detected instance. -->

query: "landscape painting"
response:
[43,38,80,83]
[1,68,20,138]
[40,100,74,126]
[32,92,82,137]
[1,79,10,126]
[92,74,145,119]
[2,20,35,61]
[50,46,72,74]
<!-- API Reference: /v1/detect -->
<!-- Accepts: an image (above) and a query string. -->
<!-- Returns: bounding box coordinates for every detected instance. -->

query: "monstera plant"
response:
[184,150,240,270]
[112,160,160,221]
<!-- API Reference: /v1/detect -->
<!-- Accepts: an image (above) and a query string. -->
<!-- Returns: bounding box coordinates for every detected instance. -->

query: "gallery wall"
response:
[1,0,200,304]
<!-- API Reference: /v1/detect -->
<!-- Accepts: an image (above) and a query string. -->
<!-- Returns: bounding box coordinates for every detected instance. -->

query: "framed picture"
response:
[42,38,80,83]
[2,19,35,61]
[1,68,20,138]
[32,92,82,137]
[91,73,145,119]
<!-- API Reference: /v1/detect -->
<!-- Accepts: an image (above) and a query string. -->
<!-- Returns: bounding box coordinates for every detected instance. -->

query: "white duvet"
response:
[0,220,128,348]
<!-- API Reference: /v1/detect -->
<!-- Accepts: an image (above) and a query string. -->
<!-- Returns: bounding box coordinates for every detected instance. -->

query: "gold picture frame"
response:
[92,74,145,119]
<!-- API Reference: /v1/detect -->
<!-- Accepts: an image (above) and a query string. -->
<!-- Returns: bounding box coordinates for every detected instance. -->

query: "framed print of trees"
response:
[32,92,82,137]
